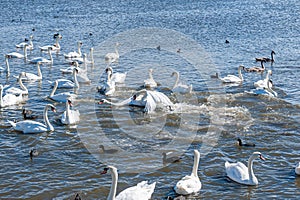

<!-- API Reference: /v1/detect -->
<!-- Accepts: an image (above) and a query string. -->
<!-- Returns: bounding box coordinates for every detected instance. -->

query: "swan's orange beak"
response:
[101,167,109,174]
[260,154,266,161]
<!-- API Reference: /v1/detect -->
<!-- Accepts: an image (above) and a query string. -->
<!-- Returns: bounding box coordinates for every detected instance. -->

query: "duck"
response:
[39,33,62,52]
[210,73,219,79]
[255,50,275,62]
[64,41,83,59]
[22,107,38,120]
[6,44,28,59]
[61,98,80,125]
[236,138,255,147]
[49,67,79,89]
[101,165,156,200]
[220,65,244,84]
[254,70,273,88]
[3,72,28,95]
[99,145,118,154]
[244,60,266,73]
[8,104,56,134]
[295,162,300,175]
[16,35,34,50]
[225,151,265,185]
[100,89,174,113]
[97,69,115,96]
[162,152,181,164]
[105,42,120,64]
[29,148,39,159]
[28,47,53,64]
[106,66,127,84]
[0,55,11,77]
[48,80,77,103]
[171,71,192,94]
[144,68,157,88]
[0,85,24,108]
[174,150,201,195]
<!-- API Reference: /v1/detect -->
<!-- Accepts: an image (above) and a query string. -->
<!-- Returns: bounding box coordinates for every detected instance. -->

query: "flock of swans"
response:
[1,34,298,200]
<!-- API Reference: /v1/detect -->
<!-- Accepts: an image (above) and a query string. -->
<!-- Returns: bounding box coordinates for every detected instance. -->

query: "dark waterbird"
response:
[237,138,256,147]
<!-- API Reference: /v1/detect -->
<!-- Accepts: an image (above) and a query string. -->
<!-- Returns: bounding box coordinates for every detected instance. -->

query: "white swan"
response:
[39,33,62,52]
[48,80,77,103]
[171,71,192,94]
[174,150,201,195]
[28,47,53,64]
[4,72,28,95]
[61,98,80,125]
[295,162,300,175]
[50,68,79,88]
[0,55,10,77]
[98,70,115,96]
[8,104,56,134]
[254,70,273,88]
[74,57,91,83]
[6,44,28,59]
[0,85,24,108]
[64,41,83,59]
[16,35,34,50]
[225,151,265,185]
[17,62,43,81]
[248,78,277,97]
[144,68,157,88]
[106,66,127,84]
[100,89,174,113]
[105,43,120,64]
[70,48,94,65]
[220,65,245,83]
[101,165,156,200]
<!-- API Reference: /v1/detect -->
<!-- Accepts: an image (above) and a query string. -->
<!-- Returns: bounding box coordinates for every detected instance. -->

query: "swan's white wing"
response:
[13,120,47,134]
[112,72,127,83]
[116,181,156,200]
[2,93,23,107]
[225,161,249,183]
[144,93,156,113]
[175,174,201,195]
[50,92,77,103]
[51,79,75,88]
[221,75,241,83]
[147,90,173,106]
[6,52,24,58]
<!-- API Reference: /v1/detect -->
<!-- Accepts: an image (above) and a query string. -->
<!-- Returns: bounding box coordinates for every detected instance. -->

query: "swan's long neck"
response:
[48,49,53,64]
[66,101,70,124]
[149,70,154,80]
[83,55,88,71]
[0,86,3,106]
[271,52,274,61]
[172,72,179,89]
[55,37,60,47]
[90,48,94,64]
[78,43,82,56]
[44,105,54,131]
[37,63,42,78]
[238,67,243,81]
[50,82,58,97]
[192,150,200,177]
[5,57,10,77]
[261,61,265,69]
[108,168,118,200]
[247,155,256,182]
[18,75,28,93]
[265,71,271,81]
[73,70,79,88]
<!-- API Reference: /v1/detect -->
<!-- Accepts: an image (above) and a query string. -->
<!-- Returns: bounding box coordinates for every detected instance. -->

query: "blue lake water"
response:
[0,0,299,199]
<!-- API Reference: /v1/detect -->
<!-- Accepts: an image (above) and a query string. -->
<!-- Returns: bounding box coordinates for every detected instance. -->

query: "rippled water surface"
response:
[0,0,300,199]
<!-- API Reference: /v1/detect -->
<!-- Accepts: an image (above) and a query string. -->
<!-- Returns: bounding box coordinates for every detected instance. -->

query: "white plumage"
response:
[254,70,273,88]
[64,41,83,59]
[220,65,245,83]
[48,80,77,103]
[61,98,80,125]
[0,85,24,108]
[143,68,157,88]
[105,43,120,64]
[171,71,192,94]
[174,150,202,195]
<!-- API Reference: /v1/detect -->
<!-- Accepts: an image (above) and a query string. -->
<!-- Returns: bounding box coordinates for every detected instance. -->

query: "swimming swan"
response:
[6,44,28,60]
[225,151,265,185]
[49,68,79,89]
[106,66,127,84]
[100,89,174,113]
[171,71,192,93]
[144,68,157,88]
[0,55,10,77]
[98,69,115,96]
[4,72,28,95]
[101,165,156,200]
[20,62,43,81]
[29,47,53,64]
[244,60,266,73]
[8,104,56,134]
[248,77,277,97]
[254,70,273,88]
[48,80,77,103]
[220,65,245,84]
[174,150,201,195]
[39,33,62,52]
[105,43,120,64]
[16,35,34,50]
[61,98,80,125]
[64,41,83,59]
[255,50,275,62]
[0,85,24,108]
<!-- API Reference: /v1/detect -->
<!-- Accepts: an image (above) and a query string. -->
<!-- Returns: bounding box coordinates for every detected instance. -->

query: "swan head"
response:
[48,104,57,113]
[71,61,79,67]
[98,99,109,104]
[105,67,113,74]
[171,71,179,77]
[78,41,83,47]
[53,33,62,39]
[72,67,79,74]
[238,65,245,70]
[67,98,73,107]
[251,152,265,161]
[271,50,276,55]
[101,165,117,175]
[237,138,242,146]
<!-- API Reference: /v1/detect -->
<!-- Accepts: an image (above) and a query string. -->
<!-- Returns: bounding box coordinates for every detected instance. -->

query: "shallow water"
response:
[0,0,299,199]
